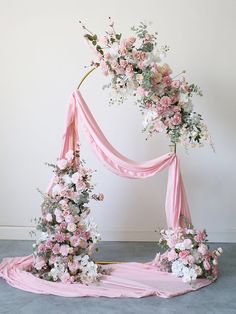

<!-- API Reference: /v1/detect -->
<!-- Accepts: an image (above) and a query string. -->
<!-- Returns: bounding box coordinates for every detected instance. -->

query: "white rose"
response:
[67,223,76,232]
[57,159,68,170]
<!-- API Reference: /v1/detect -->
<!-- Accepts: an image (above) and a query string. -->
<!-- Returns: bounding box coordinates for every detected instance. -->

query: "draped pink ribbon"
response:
[56,90,191,229]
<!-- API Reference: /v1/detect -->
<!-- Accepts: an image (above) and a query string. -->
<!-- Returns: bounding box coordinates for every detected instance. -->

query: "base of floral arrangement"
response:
[0,254,212,298]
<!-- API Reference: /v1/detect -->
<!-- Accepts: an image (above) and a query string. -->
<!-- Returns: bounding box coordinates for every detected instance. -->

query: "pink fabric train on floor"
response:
[0,90,211,298]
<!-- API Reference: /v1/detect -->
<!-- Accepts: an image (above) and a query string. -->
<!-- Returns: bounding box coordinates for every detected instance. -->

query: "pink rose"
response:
[171,112,182,126]
[119,59,128,68]
[125,64,134,78]
[160,96,172,107]
[179,250,189,259]
[203,260,211,271]
[183,238,192,250]
[171,80,180,89]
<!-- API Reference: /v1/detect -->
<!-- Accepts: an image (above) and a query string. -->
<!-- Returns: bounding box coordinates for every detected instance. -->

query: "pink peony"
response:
[55,233,65,243]
[59,244,70,256]
[160,96,172,107]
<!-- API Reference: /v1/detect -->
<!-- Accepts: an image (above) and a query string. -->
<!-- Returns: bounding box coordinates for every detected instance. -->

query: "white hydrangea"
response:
[171,260,184,277]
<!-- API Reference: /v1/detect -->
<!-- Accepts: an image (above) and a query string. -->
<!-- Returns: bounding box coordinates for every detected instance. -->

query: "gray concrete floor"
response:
[0,241,235,314]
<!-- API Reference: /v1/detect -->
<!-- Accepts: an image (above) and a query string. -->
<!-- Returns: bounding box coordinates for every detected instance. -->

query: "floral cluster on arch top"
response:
[81,19,212,149]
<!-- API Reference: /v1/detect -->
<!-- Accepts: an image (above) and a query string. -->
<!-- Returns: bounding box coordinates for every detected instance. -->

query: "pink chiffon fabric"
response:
[65,90,191,229]
[0,90,210,298]
[0,255,211,298]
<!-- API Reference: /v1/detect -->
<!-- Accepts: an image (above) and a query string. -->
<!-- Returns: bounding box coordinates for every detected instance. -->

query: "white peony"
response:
[67,223,77,233]
[182,266,197,283]
[171,260,184,277]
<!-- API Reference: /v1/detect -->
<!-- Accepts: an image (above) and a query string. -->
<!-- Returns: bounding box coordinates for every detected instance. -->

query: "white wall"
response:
[0,0,235,242]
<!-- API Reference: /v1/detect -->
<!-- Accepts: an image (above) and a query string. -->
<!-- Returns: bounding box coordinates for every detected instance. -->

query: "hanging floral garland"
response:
[80,19,213,149]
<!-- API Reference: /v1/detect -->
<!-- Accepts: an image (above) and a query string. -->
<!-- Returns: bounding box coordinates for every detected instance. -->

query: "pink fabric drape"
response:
[0,90,211,299]
[59,90,191,229]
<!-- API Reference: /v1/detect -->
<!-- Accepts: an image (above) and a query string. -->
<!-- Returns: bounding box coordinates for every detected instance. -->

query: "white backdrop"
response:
[0,0,235,242]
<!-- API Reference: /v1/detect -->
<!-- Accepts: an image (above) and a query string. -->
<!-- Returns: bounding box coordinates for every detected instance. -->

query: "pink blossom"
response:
[144,33,152,42]
[187,255,195,265]
[70,235,80,247]
[34,256,45,270]
[137,61,144,69]
[119,44,128,56]
[65,150,74,162]
[60,272,71,284]
[198,244,208,255]
[194,231,206,242]
[183,239,192,250]
[52,243,61,254]
[179,250,189,259]
[71,172,82,184]
[160,96,172,107]
[59,244,70,256]
[57,159,68,170]
[55,233,65,243]
[104,52,111,60]
[45,213,53,222]
[125,64,134,78]
[171,112,182,126]
[203,260,211,270]
[125,36,136,48]
[37,243,46,253]
[119,59,128,68]
[171,80,180,89]
[59,221,67,231]
[162,75,172,86]
[167,249,178,261]
[136,86,145,96]
[68,260,79,272]
[65,214,74,224]
[56,215,64,223]
[49,255,57,265]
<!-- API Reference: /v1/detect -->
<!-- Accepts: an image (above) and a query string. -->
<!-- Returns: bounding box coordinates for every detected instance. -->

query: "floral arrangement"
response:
[154,226,223,284]
[30,146,109,284]
[80,19,212,148]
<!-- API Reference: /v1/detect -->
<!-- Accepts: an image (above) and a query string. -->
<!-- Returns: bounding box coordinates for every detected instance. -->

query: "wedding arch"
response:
[0,20,222,298]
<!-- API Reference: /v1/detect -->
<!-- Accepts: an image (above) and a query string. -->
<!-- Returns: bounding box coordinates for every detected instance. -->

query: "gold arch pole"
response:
[77,67,177,155]
[76,67,176,264]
